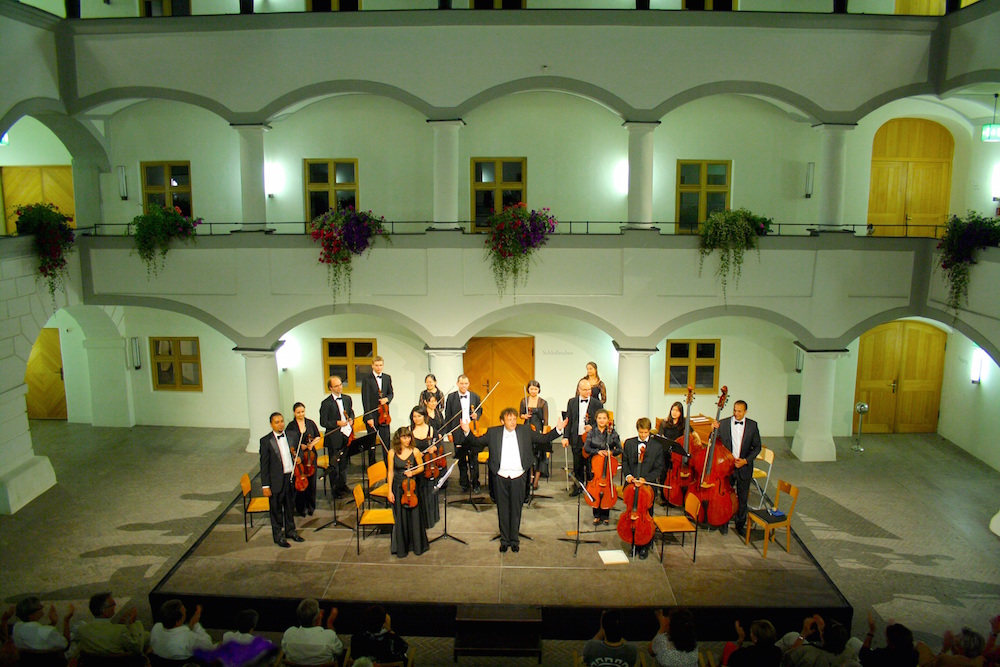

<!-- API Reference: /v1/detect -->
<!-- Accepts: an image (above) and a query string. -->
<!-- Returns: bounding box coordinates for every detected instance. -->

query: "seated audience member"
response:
[149,599,213,661]
[984,615,999,667]
[12,596,73,651]
[75,592,148,657]
[648,607,699,667]
[917,628,986,667]
[583,609,638,667]
[281,599,343,665]
[723,619,781,667]
[222,609,260,646]
[781,615,855,667]
[2,605,18,666]
[857,611,918,667]
[350,605,409,665]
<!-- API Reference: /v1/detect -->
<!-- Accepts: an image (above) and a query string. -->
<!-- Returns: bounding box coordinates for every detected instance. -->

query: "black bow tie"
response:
[734,421,743,425]
[580,399,588,403]
[375,375,382,379]
[639,441,647,446]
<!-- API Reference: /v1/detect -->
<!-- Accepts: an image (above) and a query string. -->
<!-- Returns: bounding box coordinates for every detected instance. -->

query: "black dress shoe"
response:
[473,485,482,494]
[511,544,520,553]
[276,540,291,548]
[719,524,729,535]
[288,535,305,543]
[499,544,508,553]
[638,548,649,560]
[307,509,314,516]
[460,485,470,493]
[569,488,581,497]
[735,524,745,535]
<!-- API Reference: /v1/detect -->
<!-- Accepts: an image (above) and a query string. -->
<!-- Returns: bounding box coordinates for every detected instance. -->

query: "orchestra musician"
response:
[286,401,322,516]
[712,400,762,536]
[584,409,621,525]
[318,376,354,499]
[445,375,482,493]
[361,356,393,466]
[519,380,549,490]
[622,418,664,559]
[658,400,701,502]
[386,427,428,557]
[410,405,440,529]
[259,412,304,548]
[581,361,608,404]
[563,378,603,496]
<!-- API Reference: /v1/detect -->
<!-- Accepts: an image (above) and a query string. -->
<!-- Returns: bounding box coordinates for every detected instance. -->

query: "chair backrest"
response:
[757,446,775,466]
[78,653,148,667]
[684,492,702,521]
[240,473,252,497]
[775,479,800,517]
[353,484,366,510]
[17,648,67,667]
[368,461,387,486]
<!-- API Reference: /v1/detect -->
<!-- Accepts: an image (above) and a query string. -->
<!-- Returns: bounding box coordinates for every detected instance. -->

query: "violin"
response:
[423,434,446,480]
[377,389,391,426]
[399,458,419,508]
[585,419,619,511]
[292,430,315,493]
[617,443,656,548]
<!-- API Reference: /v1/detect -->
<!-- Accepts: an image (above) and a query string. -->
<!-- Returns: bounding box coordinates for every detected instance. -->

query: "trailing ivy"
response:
[936,210,1000,315]
[698,208,772,303]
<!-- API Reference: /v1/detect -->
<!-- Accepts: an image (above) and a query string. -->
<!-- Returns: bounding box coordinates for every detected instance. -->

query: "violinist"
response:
[564,378,603,497]
[622,418,664,559]
[410,405,441,530]
[361,356,393,466]
[286,401,322,517]
[519,380,549,490]
[319,376,354,499]
[422,392,445,434]
[422,374,444,405]
[584,409,621,525]
[712,400,761,536]
[445,374,482,494]
[386,427,428,557]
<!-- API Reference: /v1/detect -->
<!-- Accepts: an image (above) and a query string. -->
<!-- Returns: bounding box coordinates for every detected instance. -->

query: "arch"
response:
[58,305,121,339]
[650,81,826,124]
[261,81,438,122]
[453,77,638,121]
[651,306,816,346]
[0,99,110,172]
[455,303,629,347]
[86,295,244,347]
[263,304,437,349]
[75,87,242,125]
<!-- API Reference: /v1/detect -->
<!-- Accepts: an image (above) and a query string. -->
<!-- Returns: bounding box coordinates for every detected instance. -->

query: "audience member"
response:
[857,610,918,667]
[12,596,73,651]
[984,615,999,667]
[583,609,638,667]
[917,627,986,667]
[75,592,148,656]
[281,599,343,665]
[723,619,780,666]
[222,609,260,646]
[780,614,856,667]
[648,607,699,667]
[149,599,213,661]
[350,605,409,665]
[1,605,17,667]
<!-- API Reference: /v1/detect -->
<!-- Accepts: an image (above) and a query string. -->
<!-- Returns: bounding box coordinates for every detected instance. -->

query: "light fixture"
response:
[794,347,804,373]
[129,336,141,370]
[0,132,8,146]
[275,336,300,371]
[805,162,815,198]
[117,165,128,200]
[983,94,1000,142]
[971,346,987,384]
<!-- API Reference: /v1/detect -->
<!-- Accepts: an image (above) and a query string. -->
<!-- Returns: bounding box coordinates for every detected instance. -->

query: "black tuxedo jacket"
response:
[468,424,562,474]
[319,393,355,449]
[564,395,603,447]
[716,417,762,481]
[361,373,393,426]
[445,391,482,446]
[259,430,293,491]
[622,436,664,484]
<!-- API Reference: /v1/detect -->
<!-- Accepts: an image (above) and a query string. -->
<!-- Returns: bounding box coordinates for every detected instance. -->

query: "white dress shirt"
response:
[281,625,343,665]
[275,432,293,473]
[459,393,470,422]
[150,622,213,660]
[12,621,67,651]
[497,427,524,479]
[578,399,589,433]
[731,417,745,459]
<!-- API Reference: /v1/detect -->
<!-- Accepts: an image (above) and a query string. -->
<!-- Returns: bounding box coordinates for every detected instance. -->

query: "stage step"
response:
[453,604,543,663]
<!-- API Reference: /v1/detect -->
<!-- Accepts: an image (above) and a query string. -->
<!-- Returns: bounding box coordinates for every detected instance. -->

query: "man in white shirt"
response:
[281,598,344,665]
[713,399,762,536]
[12,596,73,652]
[260,412,304,548]
[149,599,214,661]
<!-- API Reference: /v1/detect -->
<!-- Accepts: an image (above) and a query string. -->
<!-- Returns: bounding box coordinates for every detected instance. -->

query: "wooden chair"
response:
[653,491,700,562]
[241,473,270,542]
[573,649,645,666]
[353,483,394,554]
[77,653,150,667]
[281,658,338,667]
[745,479,799,558]
[699,649,717,667]
[16,648,67,667]
[366,461,391,508]
[751,446,775,509]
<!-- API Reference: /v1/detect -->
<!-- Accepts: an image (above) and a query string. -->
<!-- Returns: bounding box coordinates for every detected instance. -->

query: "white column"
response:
[991,510,1000,537]
[791,349,845,462]
[624,122,658,226]
[429,120,464,230]
[233,124,269,232]
[239,348,281,453]
[83,338,135,427]
[425,347,466,394]
[0,384,56,514]
[813,124,854,230]
[614,347,656,434]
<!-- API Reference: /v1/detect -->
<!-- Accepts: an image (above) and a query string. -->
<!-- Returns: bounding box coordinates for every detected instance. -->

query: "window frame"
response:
[140,161,193,216]
[304,159,360,222]
[470,0,527,7]
[306,0,362,9]
[470,157,527,232]
[150,336,203,392]
[664,338,721,395]
[675,160,732,235]
[139,1,191,17]
[321,338,377,393]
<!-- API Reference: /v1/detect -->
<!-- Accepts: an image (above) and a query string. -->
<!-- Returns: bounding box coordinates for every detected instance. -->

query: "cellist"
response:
[711,399,761,536]
[621,418,664,559]
[584,409,621,525]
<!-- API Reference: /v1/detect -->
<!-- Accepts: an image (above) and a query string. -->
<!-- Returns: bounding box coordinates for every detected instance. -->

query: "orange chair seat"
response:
[246,497,270,513]
[360,509,395,526]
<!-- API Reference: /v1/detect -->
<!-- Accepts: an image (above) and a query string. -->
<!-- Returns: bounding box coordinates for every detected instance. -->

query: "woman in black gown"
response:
[519,380,549,490]
[410,405,441,529]
[386,426,429,557]
[285,401,322,517]
[657,401,701,502]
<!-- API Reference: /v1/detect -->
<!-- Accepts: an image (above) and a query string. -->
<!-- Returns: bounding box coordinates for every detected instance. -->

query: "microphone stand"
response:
[557,474,601,557]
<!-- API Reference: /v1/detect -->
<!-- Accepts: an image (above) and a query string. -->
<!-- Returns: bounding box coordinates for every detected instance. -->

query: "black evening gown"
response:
[390,450,429,557]
[413,435,441,529]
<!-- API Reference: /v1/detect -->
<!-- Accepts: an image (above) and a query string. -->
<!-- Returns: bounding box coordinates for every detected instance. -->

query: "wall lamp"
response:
[971,347,987,384]
[129,336,141,370]
[983,94,1000,142]
[117,165,128,200]
[805,162,815,198]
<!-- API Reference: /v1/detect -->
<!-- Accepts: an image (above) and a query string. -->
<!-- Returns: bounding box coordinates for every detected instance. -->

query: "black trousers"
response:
[268,477,298,543]
[571,444,587,488]
[733,474,752,529]
[494,472,527,547]
[455,440,482,488]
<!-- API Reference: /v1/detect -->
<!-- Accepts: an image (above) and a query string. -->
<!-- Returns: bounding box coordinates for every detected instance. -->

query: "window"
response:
[471,0,526,7]
[304,159,359,222]
[665,339,720,394]
[141,161,193,216]
[307,0,361,10]
[471,158,526,230]
[140,1,191,16]
[322,339,376,392]
[150,337,202,391]
[675,160,731,234]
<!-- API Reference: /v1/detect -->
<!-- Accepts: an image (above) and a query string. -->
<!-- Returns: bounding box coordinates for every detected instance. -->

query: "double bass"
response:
[687,386,738,527]
[585,417,619,512]
[617,441,655,550]
[664,387,700,507]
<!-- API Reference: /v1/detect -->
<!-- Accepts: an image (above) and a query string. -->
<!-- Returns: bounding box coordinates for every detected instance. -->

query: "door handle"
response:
[890,380,897,394]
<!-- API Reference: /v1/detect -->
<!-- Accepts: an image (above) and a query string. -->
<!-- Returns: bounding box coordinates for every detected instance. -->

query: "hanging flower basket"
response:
[129,205,202,278]
[14,203,75,298]
[698,207,772,303]
[483,202,558,299]
[308,207,390,301]
[936,210,1000,315]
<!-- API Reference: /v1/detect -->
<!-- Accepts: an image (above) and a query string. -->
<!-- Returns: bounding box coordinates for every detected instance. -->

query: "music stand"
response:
[429,462,467,545]
[449,445,488,513]
[526,444,554,506]
[557,474,601,557]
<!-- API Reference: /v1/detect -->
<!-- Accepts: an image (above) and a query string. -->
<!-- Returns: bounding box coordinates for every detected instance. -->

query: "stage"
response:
[150,467,852,642]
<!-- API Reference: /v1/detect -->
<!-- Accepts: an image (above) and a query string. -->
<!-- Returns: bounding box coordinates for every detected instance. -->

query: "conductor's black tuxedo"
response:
[319,392,354,493]
[467,424,563,549]
[715,416,762,531]
[564,395,602,489]
[259,430,299,544]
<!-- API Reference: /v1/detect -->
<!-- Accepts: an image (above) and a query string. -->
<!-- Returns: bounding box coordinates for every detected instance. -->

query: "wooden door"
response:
[3,166,75,234]
[463,337,534,430]
[895,0,944,14]
[867,119,952,238]
[854,321,945,434]
[25,328,67,420]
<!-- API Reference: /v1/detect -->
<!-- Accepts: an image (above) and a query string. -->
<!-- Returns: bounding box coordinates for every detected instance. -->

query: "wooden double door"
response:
[3,166,75,234]
[463,337,534,430]
[854,321,946,434]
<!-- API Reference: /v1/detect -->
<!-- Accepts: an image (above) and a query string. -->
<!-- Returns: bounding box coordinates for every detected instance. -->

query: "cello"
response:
[664,387,699,507]
[585,414,620,514]
[617,440,655,551]
[687,387,738,527]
